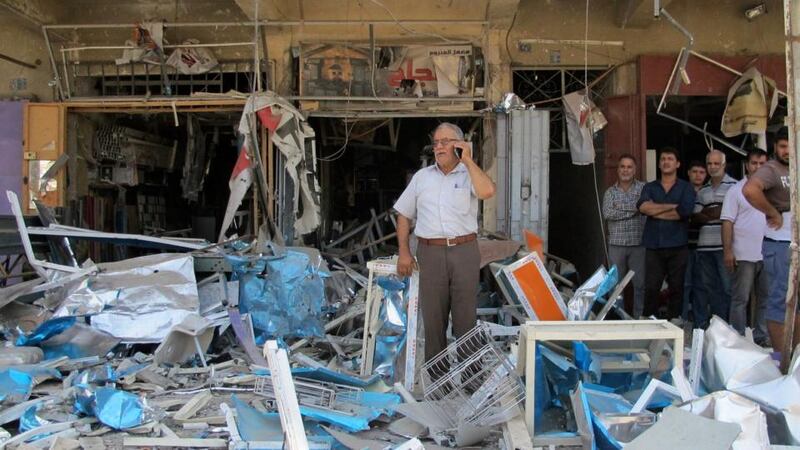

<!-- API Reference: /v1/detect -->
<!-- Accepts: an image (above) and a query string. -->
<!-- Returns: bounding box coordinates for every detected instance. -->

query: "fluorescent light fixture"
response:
[745,3,767,21]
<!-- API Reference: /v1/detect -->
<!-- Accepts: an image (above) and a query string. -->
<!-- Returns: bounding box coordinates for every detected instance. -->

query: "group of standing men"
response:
[603,129,798,352]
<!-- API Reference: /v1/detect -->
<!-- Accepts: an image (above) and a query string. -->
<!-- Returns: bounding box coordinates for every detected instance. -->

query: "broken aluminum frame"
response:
[496,252,567,321]
[26,224,209,251]
[7,190,80,278]
[253,374,363,414]
[630,378,686,414]
[595,270,636,321]
[687,328,704,395]
[264,340,310,450]
[360,258,420,392]
[654,14,787,158]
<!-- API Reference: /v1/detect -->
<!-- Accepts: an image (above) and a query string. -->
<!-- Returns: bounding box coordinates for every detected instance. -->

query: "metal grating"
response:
[512,69,609,152]
[254,375,364,414]
[421,324,525,428]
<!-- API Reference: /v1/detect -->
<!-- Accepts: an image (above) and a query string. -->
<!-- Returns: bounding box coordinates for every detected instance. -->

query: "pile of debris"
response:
[1,187,798,449]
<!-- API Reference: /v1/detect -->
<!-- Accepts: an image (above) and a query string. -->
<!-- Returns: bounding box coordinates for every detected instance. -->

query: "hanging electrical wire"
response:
[582,0,610,264]
[368,0,458,43]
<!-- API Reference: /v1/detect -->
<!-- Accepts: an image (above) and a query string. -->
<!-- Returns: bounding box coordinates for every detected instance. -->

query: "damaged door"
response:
[22,103,66,215]
[495,109,550,245]
[603,95,646,185]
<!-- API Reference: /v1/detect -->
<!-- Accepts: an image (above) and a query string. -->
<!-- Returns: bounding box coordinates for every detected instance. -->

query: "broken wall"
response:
[0,12,57,101]
[508,0,784,67]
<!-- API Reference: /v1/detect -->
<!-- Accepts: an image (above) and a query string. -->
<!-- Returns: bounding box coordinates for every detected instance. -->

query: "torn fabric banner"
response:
[218,92,322,243]
[218,137,254,243]
[563,91,607,166]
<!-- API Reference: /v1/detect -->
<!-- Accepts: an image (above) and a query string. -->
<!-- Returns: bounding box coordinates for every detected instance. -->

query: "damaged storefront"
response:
[2,0,800,448]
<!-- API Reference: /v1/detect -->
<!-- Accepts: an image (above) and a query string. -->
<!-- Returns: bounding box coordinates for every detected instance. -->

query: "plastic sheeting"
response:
[539,344,579,400]
[372,275,409,381]
[583,385,655,444]
[52,253,199,342]
[228,249,326,340]
[0,369,32,404]
[93,387,143,430]
[38,323,120,360]
[680,390,770,450]
[731,348,800,445]
[702,316,781,392]
[567,266,618,321]
[71,366,144,430]
[19,404,51,434]
[231,394,284,441]
[15,317,76,346]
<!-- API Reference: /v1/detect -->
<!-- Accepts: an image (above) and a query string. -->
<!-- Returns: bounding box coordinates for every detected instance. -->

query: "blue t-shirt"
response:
[636,178,696,249]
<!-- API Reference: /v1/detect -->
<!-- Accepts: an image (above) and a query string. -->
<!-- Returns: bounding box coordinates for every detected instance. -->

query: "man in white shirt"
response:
[393,123,496,360]
[721,149,769,343]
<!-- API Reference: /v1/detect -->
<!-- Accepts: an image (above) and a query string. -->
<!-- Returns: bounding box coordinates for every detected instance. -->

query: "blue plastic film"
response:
[94,387,143,430]
[0,369,33,404]
[16,317,77,347]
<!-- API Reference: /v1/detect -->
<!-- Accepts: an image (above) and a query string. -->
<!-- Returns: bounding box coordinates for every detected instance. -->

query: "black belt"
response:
[764,237,790,243]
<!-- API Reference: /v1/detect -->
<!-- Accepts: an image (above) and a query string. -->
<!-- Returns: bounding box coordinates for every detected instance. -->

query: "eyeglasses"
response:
[432,138,456,147]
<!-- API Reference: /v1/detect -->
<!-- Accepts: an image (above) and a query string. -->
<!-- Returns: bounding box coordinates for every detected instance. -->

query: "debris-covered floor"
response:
[1,178,798,450]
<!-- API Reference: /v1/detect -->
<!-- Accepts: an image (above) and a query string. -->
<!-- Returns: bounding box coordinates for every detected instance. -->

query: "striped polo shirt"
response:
[693,174,738,251]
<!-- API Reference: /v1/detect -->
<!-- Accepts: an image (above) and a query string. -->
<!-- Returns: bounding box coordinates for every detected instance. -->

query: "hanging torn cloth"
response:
[115,22,165,66]
[563,91,607,166]
[721,67,778,149]
[166,39,218,75]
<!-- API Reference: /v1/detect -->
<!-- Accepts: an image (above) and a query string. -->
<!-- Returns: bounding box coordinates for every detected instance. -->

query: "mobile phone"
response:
[454,142,471,159]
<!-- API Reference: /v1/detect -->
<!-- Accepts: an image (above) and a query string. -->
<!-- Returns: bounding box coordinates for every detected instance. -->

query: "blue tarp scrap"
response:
[539,344,579,400]
[93,387,143,430]
[230,394,345,448]
[19,404,49,432]
[68,365,143,429]
[289,367,382,388]
[582,385,634,415]
[534,343,551,428]
[227,251,327,340]
[573,342,602,383]
[0,369,33,404]
[372,275,409,381]
[18,404,55,442]
[15,317,76,346]
[595,265,619,300]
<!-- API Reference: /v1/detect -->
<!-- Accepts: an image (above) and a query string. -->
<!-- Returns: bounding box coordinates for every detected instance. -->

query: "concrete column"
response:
[780,0,800,372]
[482,29,513,233]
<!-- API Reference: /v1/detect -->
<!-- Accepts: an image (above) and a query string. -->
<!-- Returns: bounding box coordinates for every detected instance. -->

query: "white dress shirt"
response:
[393,162,478,239]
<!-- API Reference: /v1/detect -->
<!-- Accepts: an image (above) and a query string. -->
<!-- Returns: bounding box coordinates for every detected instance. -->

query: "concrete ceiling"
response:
[233,0,519,28]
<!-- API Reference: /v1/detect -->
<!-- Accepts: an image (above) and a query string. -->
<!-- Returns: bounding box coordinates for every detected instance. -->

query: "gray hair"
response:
[433,122,464,140]
[706,149,726,165]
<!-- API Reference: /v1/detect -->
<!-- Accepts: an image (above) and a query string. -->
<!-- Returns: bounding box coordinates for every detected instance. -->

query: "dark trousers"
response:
[644,247,688,319]
[416,240,479,362]
[694,250,732,329]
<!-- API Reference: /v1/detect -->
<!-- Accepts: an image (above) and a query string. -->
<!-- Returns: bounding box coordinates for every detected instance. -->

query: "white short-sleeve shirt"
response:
[392,163,478,239]
[720,178,767,262]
